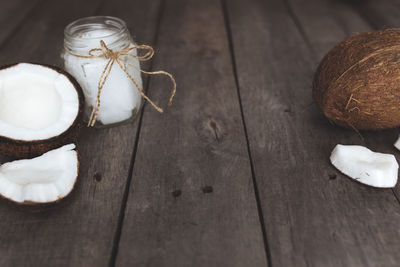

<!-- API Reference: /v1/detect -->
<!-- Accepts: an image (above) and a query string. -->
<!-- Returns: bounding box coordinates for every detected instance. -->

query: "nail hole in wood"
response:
[94,172,102,182]
[202,186,213,193]
[208,119,220,142]
[172,189,182,197]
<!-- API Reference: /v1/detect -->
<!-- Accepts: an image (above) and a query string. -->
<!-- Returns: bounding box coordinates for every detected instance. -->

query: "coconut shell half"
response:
[313,29,400,131]
[0,63,84,157]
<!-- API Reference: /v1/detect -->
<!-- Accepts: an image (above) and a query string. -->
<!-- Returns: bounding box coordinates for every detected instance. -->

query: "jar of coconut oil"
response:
[62,16,142,127]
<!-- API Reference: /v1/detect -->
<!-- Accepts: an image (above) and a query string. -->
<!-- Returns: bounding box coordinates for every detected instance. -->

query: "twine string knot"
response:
[70,40,176,127]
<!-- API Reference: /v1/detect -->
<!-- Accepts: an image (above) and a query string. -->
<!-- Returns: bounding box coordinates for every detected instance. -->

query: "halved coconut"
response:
[0,63,84,157]
[0,144,78,204]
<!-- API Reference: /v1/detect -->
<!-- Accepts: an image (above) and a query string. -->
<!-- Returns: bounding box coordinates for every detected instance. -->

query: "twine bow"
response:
[69,40,176,127]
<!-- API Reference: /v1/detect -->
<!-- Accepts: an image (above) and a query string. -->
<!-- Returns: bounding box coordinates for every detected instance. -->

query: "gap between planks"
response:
[282,0,318,62]
[108,0,166,266]
[221,0,273,266]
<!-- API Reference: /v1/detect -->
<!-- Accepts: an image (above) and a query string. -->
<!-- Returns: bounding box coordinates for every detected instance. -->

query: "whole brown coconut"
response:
[313,29,400,131]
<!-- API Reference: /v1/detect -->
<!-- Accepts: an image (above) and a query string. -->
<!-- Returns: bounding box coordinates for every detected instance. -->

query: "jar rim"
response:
[63,16,132,54]
[64,16,127,40]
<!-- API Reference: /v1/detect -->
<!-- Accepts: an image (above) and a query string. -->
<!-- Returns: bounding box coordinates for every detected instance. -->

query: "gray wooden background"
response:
[1,0,400,266]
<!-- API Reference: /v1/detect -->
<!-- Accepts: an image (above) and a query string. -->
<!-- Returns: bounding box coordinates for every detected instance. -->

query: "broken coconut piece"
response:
[0,144,78,204]
[330,144,398,188]
[0,63,84,157]
[394,135,400,151]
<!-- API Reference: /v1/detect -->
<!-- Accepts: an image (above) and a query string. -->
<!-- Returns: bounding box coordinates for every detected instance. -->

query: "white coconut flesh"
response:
[0,144,78,203]
[330,144,398,188]
[394,135,400,151]
[0,63,79,141]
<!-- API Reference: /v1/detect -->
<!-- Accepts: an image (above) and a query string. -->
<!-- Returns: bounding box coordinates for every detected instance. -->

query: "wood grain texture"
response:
[286,0,370,58]
[0,0,160,266]
[0,0,39,46]
[1,0,400,266]
[225,0,400,266]
[0,0,102,65]
[114,0,268,266]
[348,0,400,29]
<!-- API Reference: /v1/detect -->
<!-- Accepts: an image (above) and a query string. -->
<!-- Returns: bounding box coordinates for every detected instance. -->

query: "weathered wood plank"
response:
[0,0,102,65]
[285,0,370,58]
[115,0,268,266]
[0,0,161,266]
[0,0,39,45]
[225,0,400,266]
[348,0,400,29]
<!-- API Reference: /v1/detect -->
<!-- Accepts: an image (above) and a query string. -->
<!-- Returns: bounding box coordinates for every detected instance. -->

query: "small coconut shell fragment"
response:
[0,63,84,158]
[0,144,79,204]
[313,29,400,131]
[394,135,400,151]
[330,144,398,188]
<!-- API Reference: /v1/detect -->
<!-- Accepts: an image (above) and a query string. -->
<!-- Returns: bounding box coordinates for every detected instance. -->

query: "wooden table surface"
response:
[1,0,400,266]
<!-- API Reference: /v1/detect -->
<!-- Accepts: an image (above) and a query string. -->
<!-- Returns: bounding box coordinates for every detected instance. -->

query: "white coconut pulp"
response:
[394,135,400,151]
[0,63,79,141]
[0,144,78,203]
[63,28,142,125]
[330,144,398,188]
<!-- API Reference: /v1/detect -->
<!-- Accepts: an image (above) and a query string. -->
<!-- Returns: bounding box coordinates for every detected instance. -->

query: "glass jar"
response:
[62,16,142,128]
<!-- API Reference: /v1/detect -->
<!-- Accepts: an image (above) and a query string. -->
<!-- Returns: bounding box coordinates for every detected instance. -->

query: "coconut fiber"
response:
[313,29,400,131]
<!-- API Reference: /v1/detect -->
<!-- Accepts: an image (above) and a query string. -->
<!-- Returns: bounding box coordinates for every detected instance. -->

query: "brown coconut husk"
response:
[0,63,84,158]
[313,29,400,131]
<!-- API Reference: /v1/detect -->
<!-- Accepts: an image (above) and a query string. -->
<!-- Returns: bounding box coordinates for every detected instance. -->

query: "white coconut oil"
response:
[62,16,142,127]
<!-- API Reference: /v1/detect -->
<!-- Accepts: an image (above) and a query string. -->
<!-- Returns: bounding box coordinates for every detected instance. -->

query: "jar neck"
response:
[64,16,131,56]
